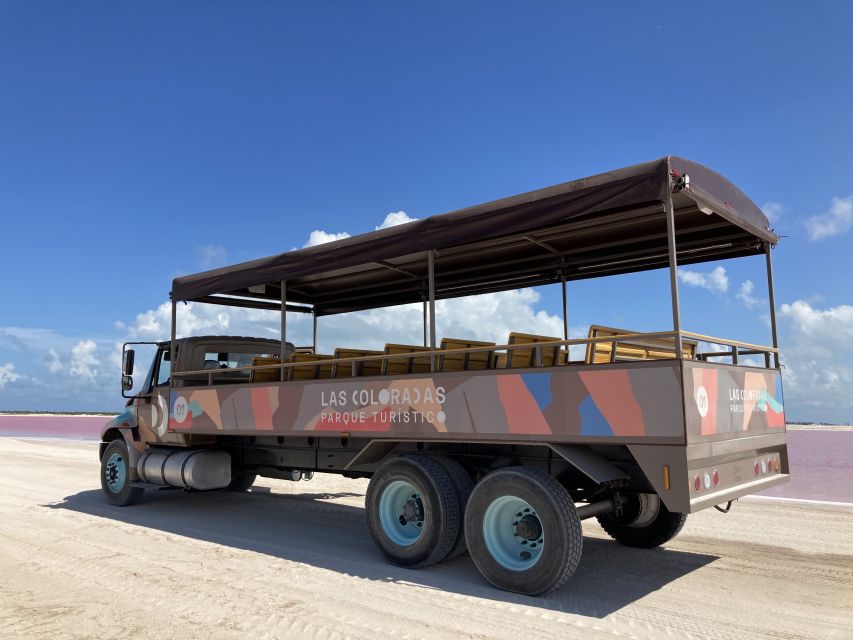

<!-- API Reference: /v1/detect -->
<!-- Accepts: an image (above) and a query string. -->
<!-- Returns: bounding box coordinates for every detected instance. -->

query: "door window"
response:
[155,349,171,386]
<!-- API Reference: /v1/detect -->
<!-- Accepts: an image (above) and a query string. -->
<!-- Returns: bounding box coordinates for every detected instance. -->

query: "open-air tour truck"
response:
[100,156,788,595]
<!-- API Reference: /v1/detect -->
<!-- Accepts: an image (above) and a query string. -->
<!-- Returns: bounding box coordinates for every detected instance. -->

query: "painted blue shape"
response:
[775,376,784,407]
[521,373,552,412]
[188,400,203,417]
[579,395,613,436]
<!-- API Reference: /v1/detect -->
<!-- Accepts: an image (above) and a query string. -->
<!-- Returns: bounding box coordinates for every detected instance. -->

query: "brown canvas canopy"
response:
[172,156,776,316]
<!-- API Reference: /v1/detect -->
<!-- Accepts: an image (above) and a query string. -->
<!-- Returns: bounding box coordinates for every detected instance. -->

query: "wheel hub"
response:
[514,514,542,541]
[400,497,423,524]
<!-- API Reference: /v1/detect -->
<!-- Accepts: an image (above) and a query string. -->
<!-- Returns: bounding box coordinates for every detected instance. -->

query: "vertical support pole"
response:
[422,299,428,347]
[561,273,569,364]
[427,251,437,371]
[765,243,780,368]
[170,296,177,388]
[280,280,287,381]
[312,310,318,355]
[664,180,684,358]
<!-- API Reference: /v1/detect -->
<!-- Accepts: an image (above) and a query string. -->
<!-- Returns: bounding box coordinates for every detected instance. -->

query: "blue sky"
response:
[1,2,851,421]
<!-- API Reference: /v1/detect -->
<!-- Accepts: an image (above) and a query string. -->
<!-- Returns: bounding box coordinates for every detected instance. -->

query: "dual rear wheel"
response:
[366,459,582,595]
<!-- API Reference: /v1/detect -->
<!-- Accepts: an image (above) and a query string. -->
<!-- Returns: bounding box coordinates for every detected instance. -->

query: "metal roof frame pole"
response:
[170,295,177,386]
[561,273,569,364]
[664,179,684,358]
[312,310,318,355]
[422,299,428,348]
[428,251,437,371]
[765,243,780,368]
[280,280,287,381]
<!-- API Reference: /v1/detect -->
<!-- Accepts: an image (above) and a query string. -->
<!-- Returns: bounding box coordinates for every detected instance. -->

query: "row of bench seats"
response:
[249,327,696,382]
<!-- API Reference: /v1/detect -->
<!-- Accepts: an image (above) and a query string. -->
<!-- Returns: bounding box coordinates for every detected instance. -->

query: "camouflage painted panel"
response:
[684,362,785,442]
[169,362,685,441]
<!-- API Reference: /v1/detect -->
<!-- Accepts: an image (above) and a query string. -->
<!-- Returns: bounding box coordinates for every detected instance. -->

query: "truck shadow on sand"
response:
[49,487,718,618]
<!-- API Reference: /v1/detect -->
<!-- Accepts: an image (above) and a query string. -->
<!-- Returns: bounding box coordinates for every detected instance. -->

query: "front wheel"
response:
[100,439,144,507]
[227,473,257,492]
[465,466,582,596]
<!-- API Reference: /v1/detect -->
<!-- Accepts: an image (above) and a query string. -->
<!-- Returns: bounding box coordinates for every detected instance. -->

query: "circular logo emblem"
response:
[695,385,709,418]
[173,396,189,424]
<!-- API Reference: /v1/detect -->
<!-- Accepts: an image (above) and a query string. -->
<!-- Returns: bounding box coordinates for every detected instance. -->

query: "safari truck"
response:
[100,156,788,595]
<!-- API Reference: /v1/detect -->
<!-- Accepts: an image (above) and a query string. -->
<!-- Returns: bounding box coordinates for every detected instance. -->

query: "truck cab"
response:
[103,336,291,451]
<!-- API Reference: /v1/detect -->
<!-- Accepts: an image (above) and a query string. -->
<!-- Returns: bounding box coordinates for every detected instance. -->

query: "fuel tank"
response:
[137,449,231,490]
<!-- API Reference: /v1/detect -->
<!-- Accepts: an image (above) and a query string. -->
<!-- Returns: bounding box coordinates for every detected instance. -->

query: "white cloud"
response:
[303,230,351,247]
[44,348,63,373]
[736,280,761,309]
[678,266,728,293]
[196,244,229,269]
[762,202,785,224]
[778,300,853,423]
[69,340,100,382]
[0,362,22,389]
[121,288,564,353]
[376,211,417,230]
[805,195,853,240]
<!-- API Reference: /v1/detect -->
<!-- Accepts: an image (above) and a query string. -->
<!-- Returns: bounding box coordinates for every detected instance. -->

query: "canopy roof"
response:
[173,156,776,316]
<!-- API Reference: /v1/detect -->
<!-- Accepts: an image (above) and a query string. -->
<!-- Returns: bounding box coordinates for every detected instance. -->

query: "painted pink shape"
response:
[578,370,644,436]
[250,387,273,430]
[496,375,552,434]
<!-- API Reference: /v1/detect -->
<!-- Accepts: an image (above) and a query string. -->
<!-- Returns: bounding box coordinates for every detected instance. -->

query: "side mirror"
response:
[122,375,133,392]
[123,349,135,376]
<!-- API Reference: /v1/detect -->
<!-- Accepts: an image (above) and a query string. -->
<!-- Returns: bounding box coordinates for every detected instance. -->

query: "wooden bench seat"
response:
[250,356,281,382]
[439,338,496,371]
[381,344,432,375]
[287,352,334,380]
[331,348,384,378]
[500,332,566,368]
[585,325,696,364]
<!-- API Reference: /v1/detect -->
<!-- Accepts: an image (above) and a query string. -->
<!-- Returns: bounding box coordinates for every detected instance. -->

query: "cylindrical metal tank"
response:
[137,449,231,491]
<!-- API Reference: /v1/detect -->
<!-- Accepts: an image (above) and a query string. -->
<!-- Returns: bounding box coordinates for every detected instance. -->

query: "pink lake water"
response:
[1,416,849,503]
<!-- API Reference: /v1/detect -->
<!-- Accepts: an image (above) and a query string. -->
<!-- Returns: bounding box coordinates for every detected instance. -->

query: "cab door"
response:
[136,347,185,446]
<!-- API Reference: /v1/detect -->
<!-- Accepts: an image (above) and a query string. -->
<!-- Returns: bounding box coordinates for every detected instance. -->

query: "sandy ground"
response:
[1,438,852,640]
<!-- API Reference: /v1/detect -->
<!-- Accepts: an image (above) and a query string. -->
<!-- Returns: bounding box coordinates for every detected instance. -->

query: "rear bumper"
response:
[685,431,789,514]
[689,473,789,512]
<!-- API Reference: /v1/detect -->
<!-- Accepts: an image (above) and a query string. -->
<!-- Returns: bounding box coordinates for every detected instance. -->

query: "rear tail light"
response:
[712,469,720,487]
[772,458,780,472]
[760,459,768,475]
[703,472,711,490]
[754,461,761,476]
[694,474,702,492]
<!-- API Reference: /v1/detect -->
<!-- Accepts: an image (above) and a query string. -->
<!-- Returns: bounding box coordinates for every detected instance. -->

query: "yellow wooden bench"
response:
[382,344,432,375]
[585,325,696,364]
[500,332,566,368]
[331,348,384,378]
[438,338,496,371]
[287,352,335,380]
[250,356,281,382]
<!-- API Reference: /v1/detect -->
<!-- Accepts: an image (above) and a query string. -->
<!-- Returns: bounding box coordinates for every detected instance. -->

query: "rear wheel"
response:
[432,456,474,559]
[100,439,144,507]
[596,493,687,548]
[465,466,582,596]
[366,455,459,568]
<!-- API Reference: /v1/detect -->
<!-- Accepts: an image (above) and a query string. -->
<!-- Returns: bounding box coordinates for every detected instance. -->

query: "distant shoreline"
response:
[0,411,117,417]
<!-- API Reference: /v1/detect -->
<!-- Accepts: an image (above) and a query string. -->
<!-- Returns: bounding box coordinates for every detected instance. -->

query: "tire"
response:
[365,455,460,568]
[227,473,257,492]
[100,439,144,507]
[432,456,474,559]
[465,466,582,596]
[596,494,687,548]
